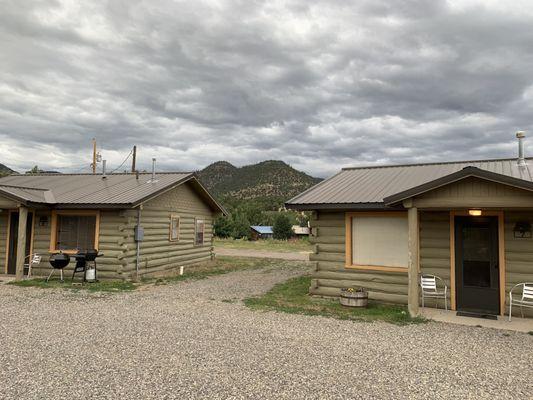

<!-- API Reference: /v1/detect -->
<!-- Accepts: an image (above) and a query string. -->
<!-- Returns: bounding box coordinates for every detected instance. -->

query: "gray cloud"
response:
[1,0,533,177]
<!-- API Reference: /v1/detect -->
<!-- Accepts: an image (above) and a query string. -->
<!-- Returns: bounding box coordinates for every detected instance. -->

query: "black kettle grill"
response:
[46,253,71,282]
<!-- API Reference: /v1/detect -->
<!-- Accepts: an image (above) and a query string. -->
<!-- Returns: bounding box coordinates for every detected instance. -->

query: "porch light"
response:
[468,209,482,216]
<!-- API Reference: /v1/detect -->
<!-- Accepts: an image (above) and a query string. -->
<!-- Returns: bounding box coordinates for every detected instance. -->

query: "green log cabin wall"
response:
[30,210,131,280]
[311,210,533,316]
[309,211,409,304]
[24,181,216,280]
[121,181,215,279]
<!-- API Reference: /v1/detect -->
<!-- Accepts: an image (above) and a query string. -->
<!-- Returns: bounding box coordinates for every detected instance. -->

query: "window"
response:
[348,213,408,271]
[195,218,205,246]
[169,215,180,241]
[50,211,100,253]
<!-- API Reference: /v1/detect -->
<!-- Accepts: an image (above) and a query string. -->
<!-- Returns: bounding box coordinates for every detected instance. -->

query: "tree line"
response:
[214,197,309,240]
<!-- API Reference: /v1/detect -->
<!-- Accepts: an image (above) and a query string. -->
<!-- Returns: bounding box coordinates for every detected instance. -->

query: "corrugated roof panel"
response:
[0,173,192,206]
[251,226,273,234]
[287,157,533,205]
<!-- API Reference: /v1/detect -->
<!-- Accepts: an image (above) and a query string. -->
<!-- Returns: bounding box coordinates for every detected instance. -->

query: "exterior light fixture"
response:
[468,209,482,217]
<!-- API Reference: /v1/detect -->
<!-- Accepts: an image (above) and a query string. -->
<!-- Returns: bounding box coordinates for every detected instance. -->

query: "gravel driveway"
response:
[0,265,531,400]
[215,247,310,260]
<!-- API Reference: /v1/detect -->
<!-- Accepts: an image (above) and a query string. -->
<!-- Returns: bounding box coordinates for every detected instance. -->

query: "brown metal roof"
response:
[0,172,227,214]
[286,157,533,210]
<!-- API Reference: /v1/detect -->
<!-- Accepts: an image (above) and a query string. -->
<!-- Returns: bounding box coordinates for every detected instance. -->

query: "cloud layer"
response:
[1,0,533,177]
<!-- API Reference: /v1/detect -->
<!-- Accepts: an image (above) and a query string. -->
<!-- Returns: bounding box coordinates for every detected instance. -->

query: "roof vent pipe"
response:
[151,158,156,182]
[517,131,526,167]
[102,160,107,179]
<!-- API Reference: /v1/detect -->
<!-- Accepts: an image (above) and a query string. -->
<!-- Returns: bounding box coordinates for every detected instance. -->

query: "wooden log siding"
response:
[504,211,533,317]
[30,210,131,280]
[122,181,215,279]
[0,212,8,272]
[418,211,452,307]
[24,182,217,280]
[309,211,409,304]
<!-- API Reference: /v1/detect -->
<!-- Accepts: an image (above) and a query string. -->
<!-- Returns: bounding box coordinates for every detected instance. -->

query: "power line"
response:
[110,150,134,174]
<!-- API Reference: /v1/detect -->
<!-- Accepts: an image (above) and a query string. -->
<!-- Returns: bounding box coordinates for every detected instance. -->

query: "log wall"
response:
[10,181,217,280]
[0,212,7,271]
[121,181,216,279]
[504,211,533,317]
[30,210,131,280]
[309,211,409,304]
[419,211,451,307]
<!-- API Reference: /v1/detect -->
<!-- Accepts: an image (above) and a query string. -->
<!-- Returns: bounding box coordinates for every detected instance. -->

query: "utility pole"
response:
[92,138,97,174]
[131,145,137,173]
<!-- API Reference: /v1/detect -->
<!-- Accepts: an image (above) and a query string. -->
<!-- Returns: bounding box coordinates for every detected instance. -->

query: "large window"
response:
[50,211,99,253]
[195,218,205,246]
[169,215,180,241]
[348,213,408,271]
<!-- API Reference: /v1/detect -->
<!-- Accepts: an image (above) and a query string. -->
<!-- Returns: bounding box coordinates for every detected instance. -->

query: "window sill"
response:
[345,264,408,273]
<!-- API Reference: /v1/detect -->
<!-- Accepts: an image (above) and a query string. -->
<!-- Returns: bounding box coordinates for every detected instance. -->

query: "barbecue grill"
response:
[46,253,70,282]
[72,250,102,282]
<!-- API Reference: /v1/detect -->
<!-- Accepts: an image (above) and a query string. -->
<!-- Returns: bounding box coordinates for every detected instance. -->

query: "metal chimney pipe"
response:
[151,158,156,182]
[102,160,107,178]
[517,131,526,167]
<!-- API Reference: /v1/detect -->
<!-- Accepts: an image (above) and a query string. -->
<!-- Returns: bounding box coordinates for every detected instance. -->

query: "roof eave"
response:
[285,202,391,211]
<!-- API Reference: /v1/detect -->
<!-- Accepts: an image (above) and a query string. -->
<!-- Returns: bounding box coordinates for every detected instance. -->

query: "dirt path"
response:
[215,247,310,261]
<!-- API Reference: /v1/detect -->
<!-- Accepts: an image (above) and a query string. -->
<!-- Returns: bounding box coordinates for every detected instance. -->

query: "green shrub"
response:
[273,213,293,240]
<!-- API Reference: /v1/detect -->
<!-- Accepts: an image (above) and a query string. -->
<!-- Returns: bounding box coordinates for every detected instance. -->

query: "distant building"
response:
[292,225,310,236]
[250,225,273,240]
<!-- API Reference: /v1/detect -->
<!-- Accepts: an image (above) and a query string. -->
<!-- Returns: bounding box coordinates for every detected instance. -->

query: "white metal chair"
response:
[420,274,448,310]
[508,283,533,321]
[24,254,42,279]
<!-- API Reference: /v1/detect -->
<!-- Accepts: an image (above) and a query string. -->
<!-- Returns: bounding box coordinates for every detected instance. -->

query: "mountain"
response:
[0,163,15,176]
[198,160,322,203]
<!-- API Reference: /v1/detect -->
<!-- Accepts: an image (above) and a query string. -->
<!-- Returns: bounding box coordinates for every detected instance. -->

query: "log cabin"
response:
[286,135,533,319]
[0,171,226,280]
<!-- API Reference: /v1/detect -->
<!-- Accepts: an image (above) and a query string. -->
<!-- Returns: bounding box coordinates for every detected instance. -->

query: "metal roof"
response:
[286,157,533,210]
[250,226,273,234]
[0,172,227,213]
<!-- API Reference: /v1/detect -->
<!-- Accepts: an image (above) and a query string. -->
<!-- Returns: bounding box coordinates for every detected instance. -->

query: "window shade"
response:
[352,216,408,268]
[57,215,96,251]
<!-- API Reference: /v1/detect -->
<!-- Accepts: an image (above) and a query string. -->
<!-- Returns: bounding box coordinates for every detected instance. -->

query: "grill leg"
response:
[60,269,64,282]
[46,269,54,283]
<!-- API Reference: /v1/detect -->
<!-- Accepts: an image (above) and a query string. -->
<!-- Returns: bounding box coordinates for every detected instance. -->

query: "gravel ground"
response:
[215,247,310,261]
[0,265,531,400]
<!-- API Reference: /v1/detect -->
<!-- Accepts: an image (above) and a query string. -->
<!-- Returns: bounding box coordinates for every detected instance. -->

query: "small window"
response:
[170,215,180,241]
[349,214,409,271]
[56,214,97,251]
[195,218,205,246]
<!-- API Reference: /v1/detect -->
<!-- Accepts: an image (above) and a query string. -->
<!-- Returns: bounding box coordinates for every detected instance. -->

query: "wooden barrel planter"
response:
[340,288,368,308]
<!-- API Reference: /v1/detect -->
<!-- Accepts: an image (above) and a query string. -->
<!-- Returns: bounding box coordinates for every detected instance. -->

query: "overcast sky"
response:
[1,0,533,177]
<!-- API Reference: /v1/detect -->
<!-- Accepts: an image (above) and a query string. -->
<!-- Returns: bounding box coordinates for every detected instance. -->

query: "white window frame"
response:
[169,214,180,242]
[195,218,205,246]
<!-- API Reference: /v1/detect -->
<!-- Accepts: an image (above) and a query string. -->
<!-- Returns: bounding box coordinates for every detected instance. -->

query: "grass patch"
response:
[148,256,307,285]
[9,279,137,293]
[528,331,533,336]
[244,275,426,326]
[8,257,308,293]
[215,237,312,253]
